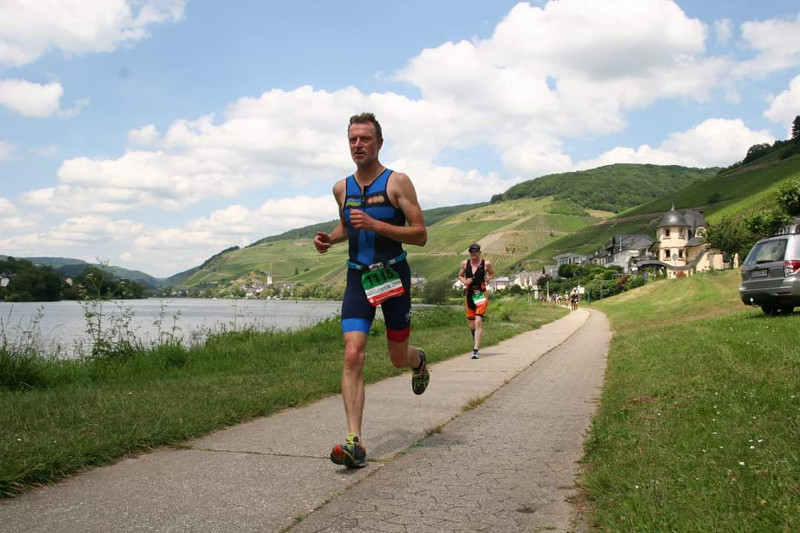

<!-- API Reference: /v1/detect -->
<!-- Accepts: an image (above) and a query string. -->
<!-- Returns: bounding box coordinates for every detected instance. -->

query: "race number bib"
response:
[472,291,486,305]
[361,267,405,307]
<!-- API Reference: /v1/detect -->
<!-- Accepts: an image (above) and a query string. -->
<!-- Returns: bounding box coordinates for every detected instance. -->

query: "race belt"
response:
[346,250,407,272]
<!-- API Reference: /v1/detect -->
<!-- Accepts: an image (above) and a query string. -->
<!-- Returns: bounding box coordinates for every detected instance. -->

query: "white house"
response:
[553,253,588,267]
[511,270,545,289]
[638,205,727,278]
[488,276,511,291]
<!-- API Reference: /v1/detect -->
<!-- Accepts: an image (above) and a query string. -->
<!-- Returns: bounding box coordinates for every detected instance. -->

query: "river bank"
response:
[0,298,343,359]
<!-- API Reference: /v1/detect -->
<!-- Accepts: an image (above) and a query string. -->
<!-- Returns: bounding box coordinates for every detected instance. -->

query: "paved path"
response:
[0,308,610,532]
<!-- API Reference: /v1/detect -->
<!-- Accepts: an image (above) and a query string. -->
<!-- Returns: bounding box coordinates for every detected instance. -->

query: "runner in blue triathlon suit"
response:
[314,112,429,468]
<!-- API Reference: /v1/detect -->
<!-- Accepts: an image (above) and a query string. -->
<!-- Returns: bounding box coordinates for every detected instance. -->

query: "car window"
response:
[744,238,788,265]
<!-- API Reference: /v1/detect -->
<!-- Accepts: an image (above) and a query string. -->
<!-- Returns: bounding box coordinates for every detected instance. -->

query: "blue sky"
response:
[1,0,800,277]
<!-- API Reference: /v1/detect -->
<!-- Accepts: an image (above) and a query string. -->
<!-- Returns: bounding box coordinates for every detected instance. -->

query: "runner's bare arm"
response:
[485,260,495,282]
[348,172,427,247]
[458,260,472,286]
[314,180,349,254]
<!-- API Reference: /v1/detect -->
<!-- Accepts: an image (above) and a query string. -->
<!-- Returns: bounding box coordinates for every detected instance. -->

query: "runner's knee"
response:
[344,343,366,370]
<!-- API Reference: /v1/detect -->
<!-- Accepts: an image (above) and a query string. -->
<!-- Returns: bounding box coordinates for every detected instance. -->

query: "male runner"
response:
[313,112,429,468]
[458,243,495,359]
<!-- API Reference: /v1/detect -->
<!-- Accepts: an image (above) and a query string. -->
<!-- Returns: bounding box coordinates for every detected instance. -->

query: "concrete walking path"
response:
[0,307,610,532]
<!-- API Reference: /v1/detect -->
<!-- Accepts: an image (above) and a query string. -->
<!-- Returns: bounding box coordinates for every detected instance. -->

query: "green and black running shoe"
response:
[330,433,367,468]
[412,349,430,395]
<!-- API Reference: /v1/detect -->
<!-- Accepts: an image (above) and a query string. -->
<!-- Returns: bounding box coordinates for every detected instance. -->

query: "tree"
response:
[743,143,772,164]
[792,115,800,141]
[744,210,792,238]
[0,258,62,302]
[422,279,450,305]
[775,178,800,218]
[557,263,579,279]
[706,216,755,260]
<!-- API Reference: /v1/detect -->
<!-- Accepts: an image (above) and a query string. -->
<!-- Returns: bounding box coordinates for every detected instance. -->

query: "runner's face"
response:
[469,250,481,260]
[348,123,382,168]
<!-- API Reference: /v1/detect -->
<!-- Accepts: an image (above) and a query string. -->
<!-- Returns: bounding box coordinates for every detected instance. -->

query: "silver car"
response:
[739,222,800,316]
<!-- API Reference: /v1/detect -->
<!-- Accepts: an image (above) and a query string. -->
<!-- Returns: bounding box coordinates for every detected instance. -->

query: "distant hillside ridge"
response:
[174,196,602,291]
[247,202,485,248]
[0,256,163,288]
[492,163,718,213]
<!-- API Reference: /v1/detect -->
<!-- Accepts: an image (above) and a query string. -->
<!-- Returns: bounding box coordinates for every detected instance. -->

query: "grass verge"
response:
[584,270,800,531]
[0,299,566,498]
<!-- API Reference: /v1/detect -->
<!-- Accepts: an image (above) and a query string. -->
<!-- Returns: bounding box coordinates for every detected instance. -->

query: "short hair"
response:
[348,112,383,141]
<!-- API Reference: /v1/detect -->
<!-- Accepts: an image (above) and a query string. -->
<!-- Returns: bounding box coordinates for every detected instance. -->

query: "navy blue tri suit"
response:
[341,168,412,341]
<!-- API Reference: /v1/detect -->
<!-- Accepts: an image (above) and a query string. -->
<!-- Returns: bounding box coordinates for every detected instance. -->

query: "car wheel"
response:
[777,306,795,315]
[760,304,777,316]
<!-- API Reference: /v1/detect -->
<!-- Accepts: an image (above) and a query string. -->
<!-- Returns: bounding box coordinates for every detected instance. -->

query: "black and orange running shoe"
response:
[330,433,367,468]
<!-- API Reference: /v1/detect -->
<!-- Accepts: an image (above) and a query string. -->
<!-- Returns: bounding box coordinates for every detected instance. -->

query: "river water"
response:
[0,298,343,359]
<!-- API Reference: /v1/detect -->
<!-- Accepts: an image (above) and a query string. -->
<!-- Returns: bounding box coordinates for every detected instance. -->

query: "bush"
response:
[422,279,451,305]
[153,343,189,369]
[0,346,49,391]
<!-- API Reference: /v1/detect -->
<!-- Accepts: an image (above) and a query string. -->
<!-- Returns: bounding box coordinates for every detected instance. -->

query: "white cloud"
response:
[736,13,800,77]
[392,159,514,208]
[576,118,774,169]
[0,197,35,230]
[0,79,63,117]
[764,75,800,133]
[128,124,160,146]
[0,215,145,265]
[32,86,469,214]
[396,0,723,141]
[0,0,186,67]
[0,141,14,160]
[714,19,733,46]
[58,97,91,118]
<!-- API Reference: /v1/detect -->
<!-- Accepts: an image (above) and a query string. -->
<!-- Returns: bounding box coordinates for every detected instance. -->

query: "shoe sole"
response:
[330,445,367,468]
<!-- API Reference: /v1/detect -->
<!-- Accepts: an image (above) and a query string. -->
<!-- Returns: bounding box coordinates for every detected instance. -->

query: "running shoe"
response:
[412,349,429,395]
[330,432,367,468]
[472,349,479,359]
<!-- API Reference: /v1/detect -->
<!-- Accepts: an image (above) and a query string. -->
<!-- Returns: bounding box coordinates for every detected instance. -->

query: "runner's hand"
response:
[349,209,377,231]
[314,231,332,253]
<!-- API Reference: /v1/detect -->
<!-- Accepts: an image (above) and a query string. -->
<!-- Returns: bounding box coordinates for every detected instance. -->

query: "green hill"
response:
[176,196,602,290]
[493,163,718,212]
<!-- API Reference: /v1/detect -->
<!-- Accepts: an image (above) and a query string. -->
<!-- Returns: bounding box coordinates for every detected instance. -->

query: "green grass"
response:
[0,300,566,498]
[584,270,800,531]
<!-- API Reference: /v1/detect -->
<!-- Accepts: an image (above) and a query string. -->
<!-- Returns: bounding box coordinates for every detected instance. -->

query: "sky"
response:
[1,0,800,278]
